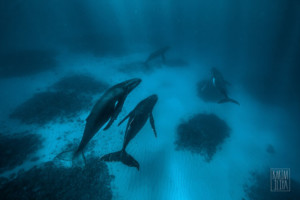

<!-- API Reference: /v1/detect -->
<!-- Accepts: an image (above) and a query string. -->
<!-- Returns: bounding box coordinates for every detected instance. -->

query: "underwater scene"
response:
[0,0,300,199]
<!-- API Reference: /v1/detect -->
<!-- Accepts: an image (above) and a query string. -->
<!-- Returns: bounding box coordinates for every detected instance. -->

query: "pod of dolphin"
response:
[56,47,239,171]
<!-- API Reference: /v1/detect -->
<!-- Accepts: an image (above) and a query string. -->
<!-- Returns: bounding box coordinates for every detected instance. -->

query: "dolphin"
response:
[144,46,170,66]
[100,94,158,170]
[56,78,142,165]
[210,67,240,105]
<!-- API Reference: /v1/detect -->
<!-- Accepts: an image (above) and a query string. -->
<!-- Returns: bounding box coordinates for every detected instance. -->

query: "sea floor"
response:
[0,51,298,200]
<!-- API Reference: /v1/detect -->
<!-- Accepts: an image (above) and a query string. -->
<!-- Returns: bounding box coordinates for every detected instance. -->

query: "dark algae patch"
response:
[10,91,90,125]
[0,158,113,200]
[10,74,108,125]
[243,170,300,200]
[175,114,230,161]
[0,132,43,173]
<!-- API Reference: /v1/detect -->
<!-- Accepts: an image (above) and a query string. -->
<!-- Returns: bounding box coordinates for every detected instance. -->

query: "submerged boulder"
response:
[0,157,113,200]
[175,113,230,161]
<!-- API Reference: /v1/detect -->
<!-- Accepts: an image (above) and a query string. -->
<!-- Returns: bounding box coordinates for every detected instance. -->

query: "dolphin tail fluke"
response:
[218,98,240,105]
[100,150,140,170]
[55,150,86,167]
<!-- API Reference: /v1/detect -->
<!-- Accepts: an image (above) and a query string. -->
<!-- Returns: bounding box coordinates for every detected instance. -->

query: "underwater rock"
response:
[197,80,224,103]
[0,49,57,78]
[0,132,43,173]
[10,74,108,125]
[0,157,113,200]
[243,170,300,200]
[175,114,230,161]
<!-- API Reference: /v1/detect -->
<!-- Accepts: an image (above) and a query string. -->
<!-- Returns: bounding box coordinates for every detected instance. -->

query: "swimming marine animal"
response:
[211,67,240,105]
[100,94,158,170]
[145,46,170,66]
[56,78,142,165]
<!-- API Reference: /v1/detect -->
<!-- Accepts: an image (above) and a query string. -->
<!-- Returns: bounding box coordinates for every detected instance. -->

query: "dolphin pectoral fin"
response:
[118,111,132,126]
[218,98,240,105]
[103,97,126,130]
[149,113,157,138]
[103,117,114,130]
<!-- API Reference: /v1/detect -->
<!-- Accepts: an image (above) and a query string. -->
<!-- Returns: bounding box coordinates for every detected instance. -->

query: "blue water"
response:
[0,1,300,199]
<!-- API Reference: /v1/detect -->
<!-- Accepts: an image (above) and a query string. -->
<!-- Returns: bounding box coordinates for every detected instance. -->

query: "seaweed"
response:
[0,132,43,173]
[175,113,230,161]
[0,157,113,200]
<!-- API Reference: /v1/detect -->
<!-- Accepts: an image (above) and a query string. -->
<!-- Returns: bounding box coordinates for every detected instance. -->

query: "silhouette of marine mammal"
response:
[100,94,158,170]
[211,67,240,105]
[144,46,170,66]
[56,78,142,165]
